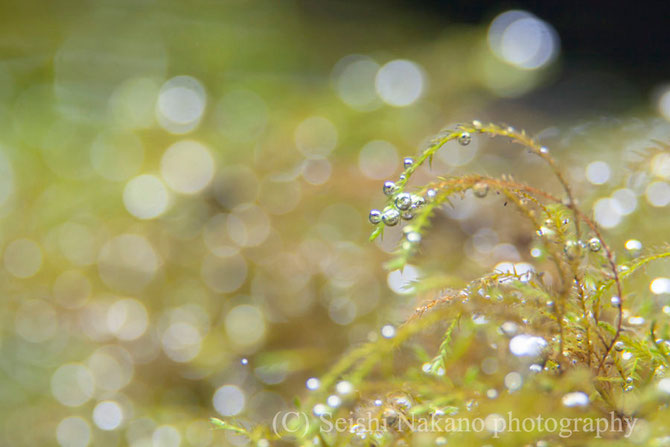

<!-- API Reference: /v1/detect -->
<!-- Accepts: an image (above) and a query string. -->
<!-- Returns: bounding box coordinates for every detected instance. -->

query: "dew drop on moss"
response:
[335,380,354,396]
[383,181,396,196]
[458,132,471,146]
[625,239,642,257]
[389,392,413,410]
[368,209,382,224]
[327,394,342,408]
[411,195,425,209]
[509,334,547,357]
[587,237,601,252]
[473,182,489,198]
[381,208,400,226]
[561,391,589,407]
[306,377,320,390]
[406,232,421,244]
[395,193,412,210]
[381,324,396,338]
[313,403,328,416]
[500,321,519,337]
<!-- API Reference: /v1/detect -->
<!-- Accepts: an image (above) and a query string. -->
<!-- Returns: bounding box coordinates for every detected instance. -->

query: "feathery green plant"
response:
[214,122,670,446]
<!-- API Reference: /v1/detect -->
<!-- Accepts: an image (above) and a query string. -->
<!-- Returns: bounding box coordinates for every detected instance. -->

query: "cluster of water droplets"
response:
[369,124,479,227]
[369,181,427,228]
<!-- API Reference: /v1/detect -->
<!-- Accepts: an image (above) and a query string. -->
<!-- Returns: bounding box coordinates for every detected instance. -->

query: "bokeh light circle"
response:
[375,59,425,107]
[160,140,215,194]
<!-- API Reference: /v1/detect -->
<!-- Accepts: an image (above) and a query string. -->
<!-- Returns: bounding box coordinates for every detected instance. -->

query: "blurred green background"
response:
[1,0,669,446]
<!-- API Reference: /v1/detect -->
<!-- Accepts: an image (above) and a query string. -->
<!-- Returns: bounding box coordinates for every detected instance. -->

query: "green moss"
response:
[214,122,670,446]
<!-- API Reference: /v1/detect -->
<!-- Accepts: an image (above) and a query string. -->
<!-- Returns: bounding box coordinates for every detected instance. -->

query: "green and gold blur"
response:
[1,1,669,446]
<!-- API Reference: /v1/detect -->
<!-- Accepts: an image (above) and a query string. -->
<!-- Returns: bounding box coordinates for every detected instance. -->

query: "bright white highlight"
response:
[123,174,170,219]
[375,60,425,107]
[156,75,206,134]
[488,10,559,70]
[160,140,215,194]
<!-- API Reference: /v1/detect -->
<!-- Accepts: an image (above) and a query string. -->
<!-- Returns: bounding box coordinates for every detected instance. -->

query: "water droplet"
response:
[426,188,437,201]
[349,423,366,439]
[374,399,383,406]
[395,193,412,210]
[390,393,413,410]
[587,237,601,252]
[335,380,354,396]
[529,364,542,373]
[400,210,414,221]
[327,394,342,408]
[306,377,320,390]
[625,239,642,257]
[472,120,483,130]
[368,209,382,225]
[383,181,397,196]
[562,391,589,407]
[614,341,625,352]
[539,146,549,154]
[381,208,400,226]
[504,372,522,391]
[458,132,472,146]
[473,182,489,198]
[312,403,328,416]
[486,388,498,399]
[509,334,547,357]
[411,195,426,209]
[500,321,519,337]
[611,296,621,307]
[406,232,421,244]
[624,385,634,392]
[403,157,414,169]
[241,358,249,365]
[381,324,396,338]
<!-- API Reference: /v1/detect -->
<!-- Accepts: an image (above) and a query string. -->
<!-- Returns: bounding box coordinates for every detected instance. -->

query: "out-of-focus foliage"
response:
[0,1,669,446]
